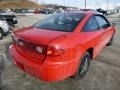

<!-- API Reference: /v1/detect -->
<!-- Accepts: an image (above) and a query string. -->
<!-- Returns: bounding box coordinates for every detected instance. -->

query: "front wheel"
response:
[73,52,91,79]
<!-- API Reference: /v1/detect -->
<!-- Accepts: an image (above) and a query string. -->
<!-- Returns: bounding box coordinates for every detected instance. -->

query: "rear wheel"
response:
[0,29,4,40]
[107,33,114,46]
[73,52,91,79]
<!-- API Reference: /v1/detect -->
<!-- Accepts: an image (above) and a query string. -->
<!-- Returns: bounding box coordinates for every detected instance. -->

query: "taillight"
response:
[47,46,65,56]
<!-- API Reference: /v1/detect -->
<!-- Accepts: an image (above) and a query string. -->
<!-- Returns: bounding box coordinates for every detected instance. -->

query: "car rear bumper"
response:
[9,45,78,82]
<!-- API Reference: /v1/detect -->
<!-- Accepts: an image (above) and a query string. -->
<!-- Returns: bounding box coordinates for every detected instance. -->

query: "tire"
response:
[73,52,91,79]
[107,33,114,46]
[0,29,4,40]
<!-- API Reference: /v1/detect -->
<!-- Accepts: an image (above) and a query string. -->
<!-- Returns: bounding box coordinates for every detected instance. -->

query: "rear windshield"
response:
[32,13,85,32]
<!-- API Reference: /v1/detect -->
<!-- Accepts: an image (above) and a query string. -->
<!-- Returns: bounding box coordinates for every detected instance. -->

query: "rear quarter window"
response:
[95,15,110,28]
[82,16,98,32]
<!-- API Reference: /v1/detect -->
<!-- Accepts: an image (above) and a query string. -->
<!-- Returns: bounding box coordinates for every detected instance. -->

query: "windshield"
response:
[32,12,85,32]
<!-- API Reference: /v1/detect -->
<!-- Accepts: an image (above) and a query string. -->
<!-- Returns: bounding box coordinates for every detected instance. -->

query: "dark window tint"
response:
[82,16,98,32]
[95,16,108,28]
[32,13,85,32]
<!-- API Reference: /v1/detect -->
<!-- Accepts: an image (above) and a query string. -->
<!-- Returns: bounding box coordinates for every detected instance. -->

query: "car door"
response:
[81,16,105,57]
[94,15,114,47]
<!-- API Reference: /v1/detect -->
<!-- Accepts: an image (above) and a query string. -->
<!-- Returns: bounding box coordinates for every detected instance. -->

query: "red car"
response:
[9,11,115,82]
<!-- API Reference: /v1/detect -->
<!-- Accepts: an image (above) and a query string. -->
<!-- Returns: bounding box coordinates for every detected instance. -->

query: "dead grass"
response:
[0,1,42,8]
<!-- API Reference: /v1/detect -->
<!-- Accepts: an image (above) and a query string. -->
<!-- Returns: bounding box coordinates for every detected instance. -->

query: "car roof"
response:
[63,11,102,16]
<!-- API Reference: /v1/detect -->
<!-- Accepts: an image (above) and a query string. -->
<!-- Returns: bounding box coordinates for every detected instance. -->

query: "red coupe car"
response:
[9,11,115,82]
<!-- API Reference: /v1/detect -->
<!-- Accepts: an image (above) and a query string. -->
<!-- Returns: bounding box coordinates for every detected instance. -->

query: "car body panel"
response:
[0,20,10,33]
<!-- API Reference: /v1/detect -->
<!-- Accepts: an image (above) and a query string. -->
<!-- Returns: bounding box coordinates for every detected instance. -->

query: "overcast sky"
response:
[32,0,120,8]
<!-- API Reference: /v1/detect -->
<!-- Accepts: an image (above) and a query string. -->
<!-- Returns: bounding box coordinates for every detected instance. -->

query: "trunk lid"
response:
[14,27,66,45]
[13,27,66,61]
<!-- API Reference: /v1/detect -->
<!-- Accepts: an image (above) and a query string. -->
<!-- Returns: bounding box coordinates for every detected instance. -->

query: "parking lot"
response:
[0,14,120,90]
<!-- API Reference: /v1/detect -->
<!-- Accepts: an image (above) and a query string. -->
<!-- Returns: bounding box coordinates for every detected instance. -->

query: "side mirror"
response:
[110,22,116,27]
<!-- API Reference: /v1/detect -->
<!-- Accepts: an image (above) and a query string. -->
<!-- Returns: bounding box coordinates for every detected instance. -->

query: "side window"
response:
[95,16,109,28]
[82,16,98,32]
